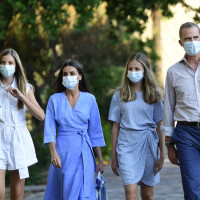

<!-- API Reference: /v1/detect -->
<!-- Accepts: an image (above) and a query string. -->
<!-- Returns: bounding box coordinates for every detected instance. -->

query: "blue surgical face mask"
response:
[184,41,200,56]
[0,65,15,78]
[127,71,144,83]
[62,76,79,90]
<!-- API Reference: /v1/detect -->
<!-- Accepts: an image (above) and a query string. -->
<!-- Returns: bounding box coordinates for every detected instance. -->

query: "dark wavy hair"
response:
[53,59,90,93]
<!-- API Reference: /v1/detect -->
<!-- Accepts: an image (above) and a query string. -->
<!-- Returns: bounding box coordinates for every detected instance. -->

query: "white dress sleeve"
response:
[26,83,33,94]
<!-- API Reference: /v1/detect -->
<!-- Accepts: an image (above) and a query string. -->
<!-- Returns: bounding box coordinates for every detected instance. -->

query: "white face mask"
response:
[0,65,15,78]
[62,76,79,90]
[127,71,144,83]
[183,41,200,56]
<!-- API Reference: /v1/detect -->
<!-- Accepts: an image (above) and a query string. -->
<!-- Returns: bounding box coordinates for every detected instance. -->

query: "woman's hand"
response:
[93,147,104,174]
[97,161,104,174]
[154,156,164,175]
[111,154,119,176]
[51,151,61,168]
[6,87,23,99]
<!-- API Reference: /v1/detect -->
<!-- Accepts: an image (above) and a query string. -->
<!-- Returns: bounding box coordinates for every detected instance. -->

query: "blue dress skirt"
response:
[44,91,105,200]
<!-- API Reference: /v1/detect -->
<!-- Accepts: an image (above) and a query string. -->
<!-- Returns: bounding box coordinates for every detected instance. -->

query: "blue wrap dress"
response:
[108,91,163,186]
[44,91,105,200]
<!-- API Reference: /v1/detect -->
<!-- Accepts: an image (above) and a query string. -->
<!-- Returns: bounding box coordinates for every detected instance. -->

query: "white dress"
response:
[0,77,37,179]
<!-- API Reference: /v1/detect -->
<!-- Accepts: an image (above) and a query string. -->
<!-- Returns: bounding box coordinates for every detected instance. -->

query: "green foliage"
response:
[88,65,124,160]
[68,0,100,31]
[100,118,112,160]
[181,1,200,24]
[104,0,195,39]
[0,0,100,42]
[0,0,13,40]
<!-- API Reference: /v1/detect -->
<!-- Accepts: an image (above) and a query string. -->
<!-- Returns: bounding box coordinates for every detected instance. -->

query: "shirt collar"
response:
[179,55,196,69]
[179,54,200,65]
[179,54,190,63]
[0,76,17,89]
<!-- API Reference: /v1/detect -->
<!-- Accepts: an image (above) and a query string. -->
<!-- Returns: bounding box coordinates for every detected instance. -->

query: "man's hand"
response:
[168,145,179,166]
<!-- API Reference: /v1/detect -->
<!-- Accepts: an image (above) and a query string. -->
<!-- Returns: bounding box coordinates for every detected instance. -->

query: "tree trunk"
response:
[152,8,163,87]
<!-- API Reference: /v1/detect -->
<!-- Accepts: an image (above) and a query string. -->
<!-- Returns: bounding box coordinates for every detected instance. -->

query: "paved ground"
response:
[6,159,184,200]
[102,159,184,200]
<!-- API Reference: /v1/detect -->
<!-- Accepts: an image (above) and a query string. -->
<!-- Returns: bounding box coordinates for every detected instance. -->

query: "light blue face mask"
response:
[62,76,79,90]
[184,41,200,56]
[0,65,15,78]
[127,71,144,83]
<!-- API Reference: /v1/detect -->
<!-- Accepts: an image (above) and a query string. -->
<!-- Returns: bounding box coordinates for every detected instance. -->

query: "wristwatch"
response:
[165,141,174,148]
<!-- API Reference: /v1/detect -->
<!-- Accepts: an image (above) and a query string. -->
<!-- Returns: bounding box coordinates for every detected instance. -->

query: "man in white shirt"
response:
[162,22,200,200]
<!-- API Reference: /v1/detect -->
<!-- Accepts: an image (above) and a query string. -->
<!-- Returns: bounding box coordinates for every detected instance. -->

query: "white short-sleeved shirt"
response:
[0,77,37,179]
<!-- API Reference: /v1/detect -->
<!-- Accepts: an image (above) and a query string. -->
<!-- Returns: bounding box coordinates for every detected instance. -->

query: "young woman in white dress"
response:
[0,48,45,200]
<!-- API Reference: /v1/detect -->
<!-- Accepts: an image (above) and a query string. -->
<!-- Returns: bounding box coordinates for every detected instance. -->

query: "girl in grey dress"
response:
[108,53,165,200]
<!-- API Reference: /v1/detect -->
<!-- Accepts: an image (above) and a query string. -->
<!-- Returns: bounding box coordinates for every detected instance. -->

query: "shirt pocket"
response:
[173,75,196,101]
[175,89,196,101]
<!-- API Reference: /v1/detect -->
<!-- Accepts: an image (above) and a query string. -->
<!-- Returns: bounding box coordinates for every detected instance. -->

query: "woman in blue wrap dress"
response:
[108,53,165,200]
[44,59,105,200]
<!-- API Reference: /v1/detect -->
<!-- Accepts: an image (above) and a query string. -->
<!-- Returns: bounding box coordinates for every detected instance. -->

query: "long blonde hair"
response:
[0,48,27,109]
[120,52,162,103]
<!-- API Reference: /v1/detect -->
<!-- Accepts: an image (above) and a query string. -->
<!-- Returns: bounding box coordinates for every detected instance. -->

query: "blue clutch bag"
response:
[95,171,108,200]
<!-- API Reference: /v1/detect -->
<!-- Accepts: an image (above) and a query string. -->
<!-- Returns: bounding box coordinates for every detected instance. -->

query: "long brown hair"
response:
[120,52,162,103]
[0,48,27,109]
[53,59,90,93]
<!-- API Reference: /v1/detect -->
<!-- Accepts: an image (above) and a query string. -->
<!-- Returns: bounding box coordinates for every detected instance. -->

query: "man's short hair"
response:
[179,22,200,39]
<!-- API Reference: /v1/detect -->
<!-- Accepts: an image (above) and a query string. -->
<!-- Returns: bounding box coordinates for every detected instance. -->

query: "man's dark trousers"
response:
[173,123,200,200]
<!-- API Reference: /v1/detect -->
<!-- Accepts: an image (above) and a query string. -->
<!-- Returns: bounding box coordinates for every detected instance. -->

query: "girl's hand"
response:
[154,156,164,175]
[111,155,119,176]
[6,87,23,99]
[6,86,45,120]
[97,161,104,174]
[51,151,61,168]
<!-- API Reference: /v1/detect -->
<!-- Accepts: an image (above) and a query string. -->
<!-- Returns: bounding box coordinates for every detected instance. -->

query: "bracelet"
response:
[165,141,174,148]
